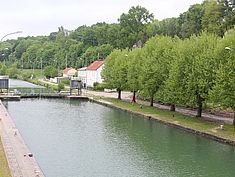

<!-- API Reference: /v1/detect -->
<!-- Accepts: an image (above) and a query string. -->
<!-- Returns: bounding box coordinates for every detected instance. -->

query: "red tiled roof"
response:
[86,60,104,70]
[63,67,75,74]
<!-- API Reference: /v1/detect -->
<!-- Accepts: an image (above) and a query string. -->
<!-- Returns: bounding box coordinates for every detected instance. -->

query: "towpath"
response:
[0,101,45,177]
[84,90,233,124]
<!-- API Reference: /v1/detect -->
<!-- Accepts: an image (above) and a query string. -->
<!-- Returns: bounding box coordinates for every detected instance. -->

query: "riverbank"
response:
[0,101,45,177]
[90,97,235,146]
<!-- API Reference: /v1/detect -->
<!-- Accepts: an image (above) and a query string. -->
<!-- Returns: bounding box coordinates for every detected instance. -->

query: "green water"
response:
[6,99,235,177]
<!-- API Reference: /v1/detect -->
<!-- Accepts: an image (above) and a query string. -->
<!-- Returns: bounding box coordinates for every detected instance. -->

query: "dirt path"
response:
[0,101,45,177]
[83,90,233,124]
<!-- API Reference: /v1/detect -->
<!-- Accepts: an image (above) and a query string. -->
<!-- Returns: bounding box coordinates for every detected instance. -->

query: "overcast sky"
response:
[0,0,203,40]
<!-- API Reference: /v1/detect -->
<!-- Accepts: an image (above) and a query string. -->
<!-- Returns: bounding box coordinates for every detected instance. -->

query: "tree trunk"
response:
[196,96,203,117]
[170,104,175,111]
[132,91,136,103]
[150,96,154,107]
[118,89,121,100]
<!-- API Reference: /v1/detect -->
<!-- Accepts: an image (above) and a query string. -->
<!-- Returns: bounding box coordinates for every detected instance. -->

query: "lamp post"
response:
[40,58,43,80]
[1,31,22,66]
[0,31,22,42]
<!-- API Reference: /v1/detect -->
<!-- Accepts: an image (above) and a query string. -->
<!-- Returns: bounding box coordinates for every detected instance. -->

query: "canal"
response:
[6,99,235,177]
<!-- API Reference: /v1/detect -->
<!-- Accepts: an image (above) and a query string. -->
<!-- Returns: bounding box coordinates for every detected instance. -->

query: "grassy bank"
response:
[0,137,11,177]
[96,97,235,143]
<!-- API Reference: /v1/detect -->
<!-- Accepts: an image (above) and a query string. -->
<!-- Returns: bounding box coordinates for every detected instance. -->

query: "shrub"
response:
[93,82,107,91]
[58,83,65,92]
[7,64,19,78]
[61,79,70,85]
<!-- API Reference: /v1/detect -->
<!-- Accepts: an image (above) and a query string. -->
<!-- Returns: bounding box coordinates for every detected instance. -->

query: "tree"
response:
[221,0,235,31]
[43,65,58,79]
[166,33,219,117]
[201,0,224,36]
[187,33,219,117]
[157,18,180,37]
[140,36,176,106]
[81,44,113,67]
[178,3,204,38]
[102,49,129,99]
[127,48,142,102]
[210,28,235,127]
[163,39,190,111]
[7,64,19,79]
[118,6,154,48]
[0,64,7,75]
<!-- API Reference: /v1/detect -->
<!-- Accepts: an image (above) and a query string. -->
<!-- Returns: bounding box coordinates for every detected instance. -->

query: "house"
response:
[77,60,104,87]
[63,68,77,77]
[77,67,87,87]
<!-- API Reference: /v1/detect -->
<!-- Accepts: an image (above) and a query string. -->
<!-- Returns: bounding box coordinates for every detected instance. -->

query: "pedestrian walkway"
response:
[0,101,45,177]
[84,90,233,124]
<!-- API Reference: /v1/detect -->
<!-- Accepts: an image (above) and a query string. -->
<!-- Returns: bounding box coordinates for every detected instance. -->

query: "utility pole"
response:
[66,55,68,68]
[40,58,42,80]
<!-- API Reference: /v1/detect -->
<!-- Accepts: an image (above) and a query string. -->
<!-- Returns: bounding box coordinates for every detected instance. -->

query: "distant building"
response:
[63,68,77,77]
[58,26,73,36]
[77,60,104,87]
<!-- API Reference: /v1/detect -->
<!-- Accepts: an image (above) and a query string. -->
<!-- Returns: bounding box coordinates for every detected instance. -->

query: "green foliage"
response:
[140,36,176,106]
[81,44,113,67]
[201,0,224,36]
[6,64,19,79]
[43,65,58,79]
[1,1,235,71]
[163,32,219,116]
[61,79,70,85]
[0,64,7,75]
[119,5,154,48]
[210,28,235,112]
[127,48,142,92]
[102,49,129,99]
[21,70,33,80]
[58,83,65,92]
[178,3,204,38]
[93,82,108,91]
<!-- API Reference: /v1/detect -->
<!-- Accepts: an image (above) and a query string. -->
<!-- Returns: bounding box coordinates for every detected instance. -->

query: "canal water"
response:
[6,99,235,177]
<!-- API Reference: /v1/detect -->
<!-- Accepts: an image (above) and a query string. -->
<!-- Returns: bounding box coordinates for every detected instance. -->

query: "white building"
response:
[77,67,87,87]
[77,60,104,87]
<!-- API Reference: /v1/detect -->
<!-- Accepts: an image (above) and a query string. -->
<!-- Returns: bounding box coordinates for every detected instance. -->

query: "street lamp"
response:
[40,58,43,80]
[0,31,22,42]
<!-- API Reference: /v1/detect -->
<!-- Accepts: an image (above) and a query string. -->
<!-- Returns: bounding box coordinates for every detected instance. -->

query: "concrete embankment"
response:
[90,98,235,146]
[0,100,45,177]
